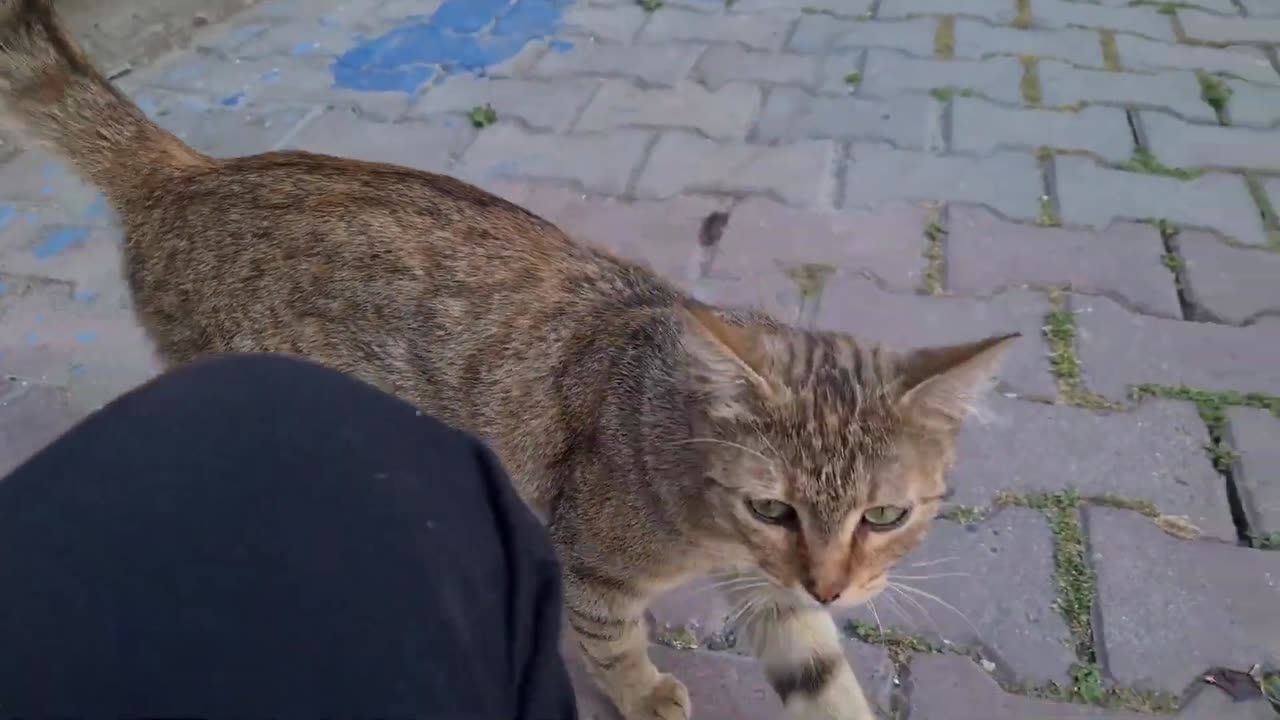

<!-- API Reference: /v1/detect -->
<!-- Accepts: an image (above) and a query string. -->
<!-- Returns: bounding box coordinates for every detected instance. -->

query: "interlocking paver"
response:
[457,124,652,196]
[285,110,474,172]
[1114,33,1280,84]
[840,509,1078,684]
[1177,230,1280,324]
[788,16,938,56]
[1229,407,1280,540]
[843,145,1043,221]
[952,19,1105,68]
[816,281,1057,399]
[1034,0,1177,40]
[1242,0,1280,15]
[531,42,702,87]
[637,8,791,51]
[694,46,820,89]
[575,81,761,140]
[728,0,875,13]
[1089,507,1280,694]
[951,98,1134,162]
[1225,77,1280,128]
[0,379,79,479]
[860,49,1027,104]
[559,5,648,44]
[946,206,1179,317]
[708,197,930,291]
[756,89,940,149]
[1073,294,1280,399]
[413,76,598,132]
[1037,61,1218,122]
[1141,110,1280,171]
[635,134,838,207]
[951,396,1236,540]
[878,0,1017,23]
[1054,155,1268,247]
[1179,11,1280,44]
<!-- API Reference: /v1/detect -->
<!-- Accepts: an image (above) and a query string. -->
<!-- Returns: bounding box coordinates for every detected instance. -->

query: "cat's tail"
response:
[0,0,212,198]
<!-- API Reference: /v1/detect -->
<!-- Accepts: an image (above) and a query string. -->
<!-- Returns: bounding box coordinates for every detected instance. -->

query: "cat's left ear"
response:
[896,333,1020,430]
[679,304,778,420]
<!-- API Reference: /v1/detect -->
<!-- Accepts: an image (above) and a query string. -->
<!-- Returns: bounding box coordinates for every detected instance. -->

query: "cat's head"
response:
[681,305,1017,608]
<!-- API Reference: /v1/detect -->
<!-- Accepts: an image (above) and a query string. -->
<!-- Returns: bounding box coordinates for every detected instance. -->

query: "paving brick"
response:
[155,102,315,158]
[843,145,1043,221]
[952,19,1105,68]
[952,98,1134,163]
[0,282,161,413]
[0,150,107,214]
[694,46,821,89]
[222,17,359,59]
[1242,0,1280,15]
[788,16,937,56]
[1177,230,1280,324]
[860,50,1026,105]
[1114,34,1279,84]
[817,281,1056,398]
[560,5,649,44]
[1034,0,1178,40]
[1229,407,1280,538]
[0,219,129,308]
[637,9,791,51]
[1073,294,1280,399]
[908,653,1150,720]
[575,81,761,140]
[1176,688,1278,720]
[728,0,875,14]
[0,379,80,479]
[412,76,598,132]
[840,509,1077,684]
[1225,77,1280,128]
[635,134,837,208]
[531,43,701,87]
[457,124,651,196]
[947,206,1179,317]
[1180,11,1280,44]
[950,397,1236,540]
[878,0,1018,23]
[1038,61,1217,122]
[756,89,940,149]
[284,109,473,172]
[1089,507,1280,693]
[1141,111,1280,171]
[485,184,713,286]
[1054,155,1267,246]
[709,197,930,292]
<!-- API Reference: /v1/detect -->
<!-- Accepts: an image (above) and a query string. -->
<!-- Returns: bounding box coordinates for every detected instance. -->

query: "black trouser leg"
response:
[0,354,579,720]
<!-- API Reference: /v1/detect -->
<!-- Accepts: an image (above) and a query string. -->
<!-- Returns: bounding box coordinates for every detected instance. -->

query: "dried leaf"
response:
[1204,667,1262,701]
[1154,514,1202,540]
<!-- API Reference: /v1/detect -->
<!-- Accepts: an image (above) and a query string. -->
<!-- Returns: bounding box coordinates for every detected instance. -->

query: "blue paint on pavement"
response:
[220,92,246,107]
[0,204,15,229]
[0,280,8,296]
[74,290,99,303]
[33,227,90,260]
[83,194,109,221]
[76,331,98,343]
[23,332,39,347]
[332,0,571,94]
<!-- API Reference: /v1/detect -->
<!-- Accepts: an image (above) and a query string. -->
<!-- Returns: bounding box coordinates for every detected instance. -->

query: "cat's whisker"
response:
[889,572,972,581]
[891,582,982,641]
[867,598,885,639]
[673,438,775,465]
[909,556,960,568]
[887,584,949,645]
[702,576,769,593]
[879,590,914,624]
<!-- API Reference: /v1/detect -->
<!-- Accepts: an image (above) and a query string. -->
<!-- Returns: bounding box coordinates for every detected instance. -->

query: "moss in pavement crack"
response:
[1043,291,1122,409]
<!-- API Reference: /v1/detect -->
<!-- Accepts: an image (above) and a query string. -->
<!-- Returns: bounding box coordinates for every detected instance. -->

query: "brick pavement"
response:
[2,0,1279,717]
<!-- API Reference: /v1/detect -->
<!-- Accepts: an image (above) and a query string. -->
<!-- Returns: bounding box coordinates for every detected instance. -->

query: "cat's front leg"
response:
[719,572,876,720]
[563,562,690,720]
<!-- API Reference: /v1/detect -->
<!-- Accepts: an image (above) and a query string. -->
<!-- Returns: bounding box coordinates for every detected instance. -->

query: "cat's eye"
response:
[862,505,910,531]
[747,498,797,527]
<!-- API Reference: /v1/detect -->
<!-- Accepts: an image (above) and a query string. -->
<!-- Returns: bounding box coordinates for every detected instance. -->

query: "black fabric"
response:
[0,354,579,720]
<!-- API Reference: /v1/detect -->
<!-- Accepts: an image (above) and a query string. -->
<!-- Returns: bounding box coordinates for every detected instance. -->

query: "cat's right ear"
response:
[679,305,777,420]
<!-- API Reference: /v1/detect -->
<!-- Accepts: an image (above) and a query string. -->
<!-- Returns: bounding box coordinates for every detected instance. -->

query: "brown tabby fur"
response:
[0,2,1018,718]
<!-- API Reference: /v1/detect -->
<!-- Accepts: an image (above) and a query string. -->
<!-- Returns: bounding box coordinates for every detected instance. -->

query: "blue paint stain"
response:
[74,290,99,303]
[0,205,15,228]
[0,280,8,296]
[292,41,321,56]
[33,227,90,260]
[84,194,108,221]
[221,92,245,107]
[23,213,38,225]
[76,331,98,343]
[23,332,39,346]
[332,0,570,94]
[70,364,87,377]
[550,39,574,53]
[261,68,282,83]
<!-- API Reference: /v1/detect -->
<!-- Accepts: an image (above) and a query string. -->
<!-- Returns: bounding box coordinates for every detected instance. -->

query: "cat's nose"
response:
[806,581,842,605]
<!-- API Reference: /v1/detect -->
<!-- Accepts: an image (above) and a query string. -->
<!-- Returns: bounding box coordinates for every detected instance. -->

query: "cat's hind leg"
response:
[718,572,877,720]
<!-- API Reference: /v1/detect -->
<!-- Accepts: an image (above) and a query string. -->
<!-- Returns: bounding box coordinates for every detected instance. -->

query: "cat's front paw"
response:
[625,672,691,720]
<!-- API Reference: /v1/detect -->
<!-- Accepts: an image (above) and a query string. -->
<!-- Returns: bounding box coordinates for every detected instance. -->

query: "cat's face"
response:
[683,307,1016,608]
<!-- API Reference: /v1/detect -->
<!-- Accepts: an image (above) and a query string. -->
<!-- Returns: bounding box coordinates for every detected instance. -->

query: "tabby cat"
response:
[0,2,1017,718]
